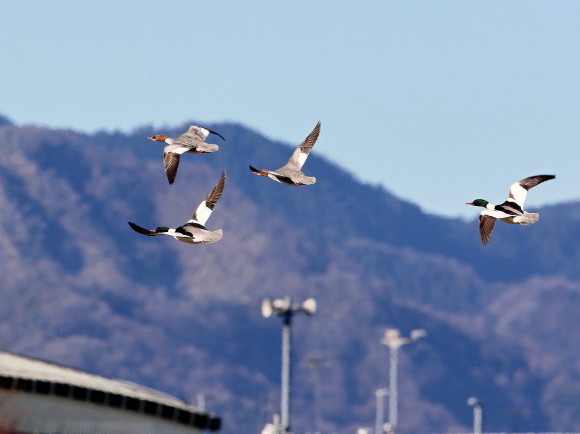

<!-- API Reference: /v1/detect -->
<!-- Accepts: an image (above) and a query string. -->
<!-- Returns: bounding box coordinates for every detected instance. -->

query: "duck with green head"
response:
[128,170,227,245]
[466,174,555,245]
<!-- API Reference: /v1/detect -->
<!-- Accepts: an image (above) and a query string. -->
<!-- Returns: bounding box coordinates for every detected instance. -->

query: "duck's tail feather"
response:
[515,212,539,225]
[202,229,223,244]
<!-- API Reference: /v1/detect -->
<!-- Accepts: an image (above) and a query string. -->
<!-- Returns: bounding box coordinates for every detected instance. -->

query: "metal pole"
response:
[375,388,388,434]
[281,311,292,433]
[388,345,399,434]
[381,328,425,434]
[468,397,483,434]
[263,296,316,433]
[473,403,482,434]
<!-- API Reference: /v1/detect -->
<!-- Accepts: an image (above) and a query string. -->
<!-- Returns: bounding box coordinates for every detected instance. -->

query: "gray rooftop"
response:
[0,351,221,431]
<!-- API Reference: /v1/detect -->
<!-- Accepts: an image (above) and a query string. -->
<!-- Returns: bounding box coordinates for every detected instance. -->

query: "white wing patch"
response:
[286,146,308,169]
[190,200,212,226]
[508,182,528,208]
[297,148,309,168]
[188,170,226,226]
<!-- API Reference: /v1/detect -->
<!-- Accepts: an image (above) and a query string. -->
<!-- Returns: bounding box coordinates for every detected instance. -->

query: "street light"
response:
[375,388,389,434]
[381,328,426,434]
[262,296,317,434]
[467,397,483,434]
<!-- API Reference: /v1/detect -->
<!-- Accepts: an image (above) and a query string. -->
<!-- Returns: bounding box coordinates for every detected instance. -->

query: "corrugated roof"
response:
[0,351,221,431]
[0,351,188,409]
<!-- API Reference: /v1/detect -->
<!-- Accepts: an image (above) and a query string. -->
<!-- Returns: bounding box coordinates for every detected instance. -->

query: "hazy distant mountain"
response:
[0,114,12,126]
[0,117,578,433]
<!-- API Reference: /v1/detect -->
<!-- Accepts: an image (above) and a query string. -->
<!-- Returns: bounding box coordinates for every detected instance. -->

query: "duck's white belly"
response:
[499,216,518,225]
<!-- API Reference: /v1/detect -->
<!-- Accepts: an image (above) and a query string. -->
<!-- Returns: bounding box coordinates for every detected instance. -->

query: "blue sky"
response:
[2,1,578,217]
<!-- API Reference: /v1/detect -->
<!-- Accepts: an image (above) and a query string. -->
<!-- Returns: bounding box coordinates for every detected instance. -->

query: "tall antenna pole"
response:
[280,311,292,432]
[375,388,389,434]
[381,328,426,434]
[467,397,483,434]
[262,296,317,434]
[388,346,399,431]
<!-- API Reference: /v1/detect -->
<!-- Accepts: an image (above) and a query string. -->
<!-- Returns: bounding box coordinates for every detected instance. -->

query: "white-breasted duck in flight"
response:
[147,125,225,184]
[128,170,227,244]
[249,122,321,185]
[466,174,555,245]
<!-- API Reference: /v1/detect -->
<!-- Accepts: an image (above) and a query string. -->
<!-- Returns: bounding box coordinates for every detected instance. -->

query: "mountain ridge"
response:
[0,118,578,433]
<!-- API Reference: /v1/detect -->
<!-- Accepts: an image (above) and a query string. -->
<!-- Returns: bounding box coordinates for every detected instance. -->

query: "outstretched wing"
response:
[507,174,555,208]
[188,170,227,226]
[163,152,180,184]
[128,222,159,236]
[163,144,194,184]
[177,125,226,142]
[478,214,497,246]
[286,121,321,169]
[477,208,514,245]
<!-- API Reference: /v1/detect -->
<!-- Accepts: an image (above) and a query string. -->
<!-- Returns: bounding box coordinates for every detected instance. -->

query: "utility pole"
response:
[262,297,317,434]
[375,388,389,434]
[467,397,483,434]
[381,328,426,434]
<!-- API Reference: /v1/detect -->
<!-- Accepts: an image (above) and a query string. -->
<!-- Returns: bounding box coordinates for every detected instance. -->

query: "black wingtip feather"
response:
[519,174,557,191]
[128,222,156,236]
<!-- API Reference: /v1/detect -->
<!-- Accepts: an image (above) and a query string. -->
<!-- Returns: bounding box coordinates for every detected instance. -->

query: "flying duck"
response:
[147,125,225,184]
[128,170,227,244]
[249,122,321,185]
[466,174,555,245]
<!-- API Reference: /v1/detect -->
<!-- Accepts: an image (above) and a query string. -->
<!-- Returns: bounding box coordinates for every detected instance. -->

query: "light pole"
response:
[375,388,388,434]
[262,296,317,434]
[467,397,483,434]
[381,328,426,434]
